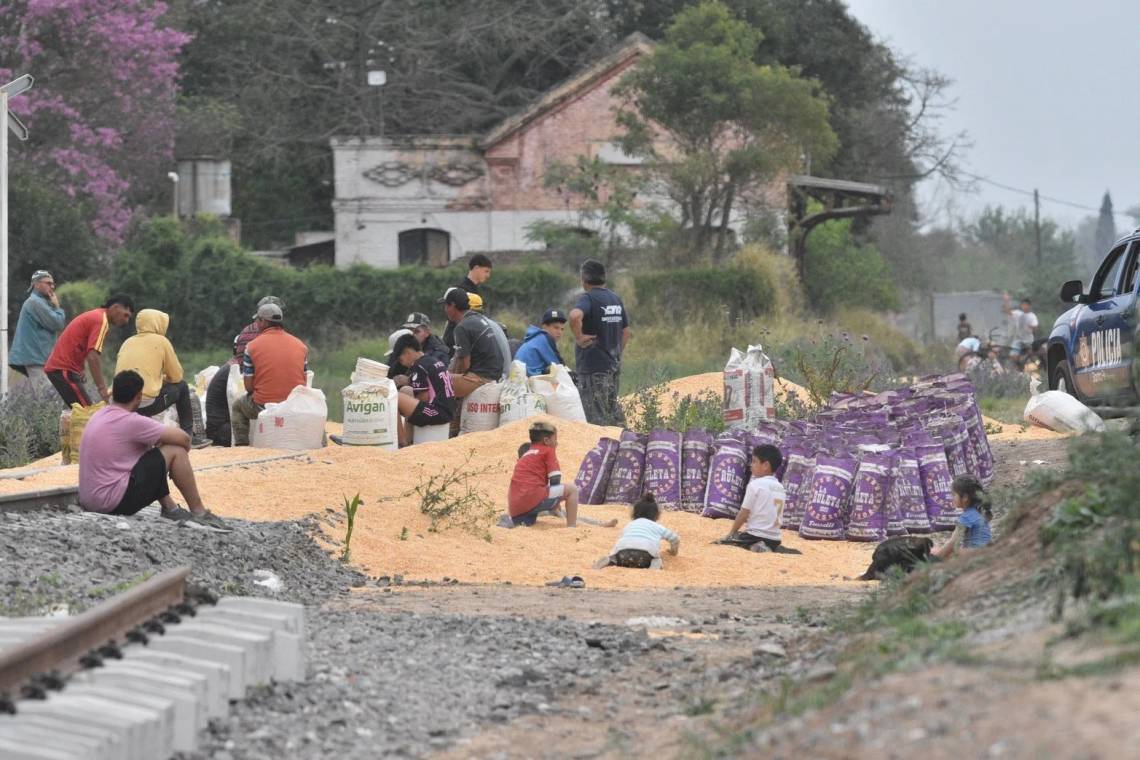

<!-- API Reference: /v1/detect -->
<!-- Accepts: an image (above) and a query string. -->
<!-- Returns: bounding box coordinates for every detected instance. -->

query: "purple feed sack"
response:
[680,429,713,513]
[701,443,749,519]
[917,443,958,530]
[643,429,683,509]
[604,430,647,504]
[779,446,816,530]
[890,449,931,533]
[574,437,619,505]
[846,453,892,542]
[798,456,857,541]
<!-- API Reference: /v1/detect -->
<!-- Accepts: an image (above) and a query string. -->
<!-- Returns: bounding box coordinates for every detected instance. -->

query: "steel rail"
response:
[0,566,190,695]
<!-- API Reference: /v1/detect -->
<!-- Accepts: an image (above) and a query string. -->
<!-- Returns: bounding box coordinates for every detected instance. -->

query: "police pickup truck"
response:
[1047,228,1140,408]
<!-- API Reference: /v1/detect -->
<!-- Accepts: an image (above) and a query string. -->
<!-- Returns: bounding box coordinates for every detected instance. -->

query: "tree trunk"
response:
[714,183,736,261]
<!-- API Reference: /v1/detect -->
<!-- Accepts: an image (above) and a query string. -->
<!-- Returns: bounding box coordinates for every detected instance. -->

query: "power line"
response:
[961,170,1135,221]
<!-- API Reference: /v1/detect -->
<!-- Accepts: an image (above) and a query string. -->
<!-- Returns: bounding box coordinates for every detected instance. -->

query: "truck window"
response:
[1122,241,1140,295]
[1092,244,1128,299]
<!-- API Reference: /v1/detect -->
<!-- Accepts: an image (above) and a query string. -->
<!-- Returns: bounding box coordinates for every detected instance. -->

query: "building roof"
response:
[479,33,654,151]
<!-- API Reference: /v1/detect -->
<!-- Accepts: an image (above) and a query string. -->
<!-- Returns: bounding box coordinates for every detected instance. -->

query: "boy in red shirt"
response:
[508,421,580,527]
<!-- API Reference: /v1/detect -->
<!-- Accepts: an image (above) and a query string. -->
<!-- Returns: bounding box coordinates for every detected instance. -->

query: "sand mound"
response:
[624,372,807,418]
[0,414,874,589]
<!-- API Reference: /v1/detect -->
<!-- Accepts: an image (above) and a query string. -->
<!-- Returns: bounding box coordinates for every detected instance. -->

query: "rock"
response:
[805,664,838,682]
[754,642,787,658]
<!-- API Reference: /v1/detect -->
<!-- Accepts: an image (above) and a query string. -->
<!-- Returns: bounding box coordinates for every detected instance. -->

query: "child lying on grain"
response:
[594,493,679,570]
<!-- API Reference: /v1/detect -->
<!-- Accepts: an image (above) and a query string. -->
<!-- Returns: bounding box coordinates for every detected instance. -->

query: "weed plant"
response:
[341,493,363,562]
[408,452,498,541]
[0,380,64,468]
[621,385,725,434]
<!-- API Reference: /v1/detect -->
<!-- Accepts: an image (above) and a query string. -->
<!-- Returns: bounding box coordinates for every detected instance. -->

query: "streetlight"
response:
[168,172,179,218]
[367,70,386,138]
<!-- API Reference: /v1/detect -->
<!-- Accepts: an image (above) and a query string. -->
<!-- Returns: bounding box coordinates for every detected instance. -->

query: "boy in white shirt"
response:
[721,445,787,553]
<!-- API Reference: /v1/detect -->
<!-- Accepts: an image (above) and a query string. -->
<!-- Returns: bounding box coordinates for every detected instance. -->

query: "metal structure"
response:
[786,174,893,280]
[0,567,189,697]
[1,74,34,398]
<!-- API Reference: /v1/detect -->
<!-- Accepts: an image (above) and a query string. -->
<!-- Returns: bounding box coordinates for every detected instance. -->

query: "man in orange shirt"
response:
[44,294,134,406]
[507,421,580,527]
[230,302,309,446]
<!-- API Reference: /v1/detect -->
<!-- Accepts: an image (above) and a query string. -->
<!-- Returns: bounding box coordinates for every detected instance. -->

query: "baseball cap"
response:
[402,312,432,329]
[257,295,284,310]
[438,287,470,310]
[541,308,567,324]
[255,303,283,323]
[388,328,412,352]
[28,270,53,292]
[529,420,557,435]
[468,293,485,311]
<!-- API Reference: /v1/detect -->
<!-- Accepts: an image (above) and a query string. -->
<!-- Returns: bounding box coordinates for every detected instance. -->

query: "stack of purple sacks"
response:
[573,373,994,543]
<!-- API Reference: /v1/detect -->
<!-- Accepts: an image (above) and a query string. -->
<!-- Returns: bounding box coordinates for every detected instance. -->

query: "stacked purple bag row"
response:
[572,373,994,543]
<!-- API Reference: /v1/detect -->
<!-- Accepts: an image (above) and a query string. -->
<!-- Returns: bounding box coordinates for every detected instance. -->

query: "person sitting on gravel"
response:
[116,309,210,447]
[390,333,456,446]
[514,308,568,376]
[507,421,580,527]
[204,296,283,447]
[78,370,229,529]
[718,445,790,553]
[933,475,992,559]
[594,493,679,570]
[231,302,309,446]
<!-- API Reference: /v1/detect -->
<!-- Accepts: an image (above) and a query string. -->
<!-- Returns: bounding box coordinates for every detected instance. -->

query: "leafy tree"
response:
[0,0,190,244]
[803,218,898,313]
[614,1,837,260]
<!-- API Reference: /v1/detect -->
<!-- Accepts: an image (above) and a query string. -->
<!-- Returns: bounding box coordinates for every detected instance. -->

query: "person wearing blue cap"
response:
[9,270,66,382]
[514,308,568,377]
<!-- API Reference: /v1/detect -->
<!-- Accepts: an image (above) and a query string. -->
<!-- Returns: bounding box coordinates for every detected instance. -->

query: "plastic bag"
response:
[67,401,107,464]
[643,429,683,509]
[250,386,328,450]
[846,453,891,542]
[1023,376,1105,433]
[225,363,245,446]
[701,442,749,519]
[679,429,713,513]
[798,456,856,541]
[723,344,775,428]
[529,364,586,422]
[341,379,399,448]
[575,437,619,504]
[459,381,502,435]
[499,360,547,425]
[604,430,647,504]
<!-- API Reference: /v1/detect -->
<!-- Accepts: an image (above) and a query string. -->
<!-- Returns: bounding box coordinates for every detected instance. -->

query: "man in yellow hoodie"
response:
[116,309,209,447]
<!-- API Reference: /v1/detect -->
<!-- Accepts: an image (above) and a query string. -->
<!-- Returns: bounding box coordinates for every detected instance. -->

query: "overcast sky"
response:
[844,0,1138,233]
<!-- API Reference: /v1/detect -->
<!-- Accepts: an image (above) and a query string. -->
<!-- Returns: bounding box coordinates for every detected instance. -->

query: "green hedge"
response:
[633,265,775,323]
[104,217,574,350]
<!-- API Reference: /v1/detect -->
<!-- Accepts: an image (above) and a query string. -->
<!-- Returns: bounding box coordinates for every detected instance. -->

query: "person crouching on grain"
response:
[933,475,992,559]
[507,421,580,527]
[594,493,679,570]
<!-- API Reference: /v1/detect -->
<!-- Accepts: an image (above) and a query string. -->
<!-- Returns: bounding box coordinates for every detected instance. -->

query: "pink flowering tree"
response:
[0,0,189,245]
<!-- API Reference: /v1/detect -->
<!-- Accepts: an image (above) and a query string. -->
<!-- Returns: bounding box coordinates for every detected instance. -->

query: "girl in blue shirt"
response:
[934,475,992,559]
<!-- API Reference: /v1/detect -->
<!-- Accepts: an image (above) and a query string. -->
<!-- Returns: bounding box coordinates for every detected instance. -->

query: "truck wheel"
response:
[1051,359,1075,396]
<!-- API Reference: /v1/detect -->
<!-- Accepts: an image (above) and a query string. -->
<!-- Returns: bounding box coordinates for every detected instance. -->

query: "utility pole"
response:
[1033,188,1042,265]
[0,74,34,398]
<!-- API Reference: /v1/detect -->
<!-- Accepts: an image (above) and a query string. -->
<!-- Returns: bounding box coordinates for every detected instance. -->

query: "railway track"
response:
[0,567,306,759]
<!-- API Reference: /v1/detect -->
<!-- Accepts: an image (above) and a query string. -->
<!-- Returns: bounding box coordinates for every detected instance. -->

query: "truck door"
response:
[1072,241,1136,402]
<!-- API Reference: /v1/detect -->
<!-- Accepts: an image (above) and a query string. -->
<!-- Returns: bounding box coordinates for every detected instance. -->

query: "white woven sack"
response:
[1023,377,1104,434]
[341,379,399,449]
[529,364,586,422]
[499,361,547,425]
[459,381,503,435]
[251,385,328,450]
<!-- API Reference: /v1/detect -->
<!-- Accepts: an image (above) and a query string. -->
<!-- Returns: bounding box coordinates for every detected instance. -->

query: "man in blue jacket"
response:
[9,270,66,381]
[515,309,568,376]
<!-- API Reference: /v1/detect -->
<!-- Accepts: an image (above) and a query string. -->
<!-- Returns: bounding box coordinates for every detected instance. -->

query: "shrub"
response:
[734,244,806,317]
[634,265,775,324]
[108,218,573,350]
[56,281,109,318]
[804,219,899,313]
[0,381,64,468]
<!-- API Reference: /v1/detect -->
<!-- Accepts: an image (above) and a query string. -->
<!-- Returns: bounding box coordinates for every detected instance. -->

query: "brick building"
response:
[330,34,659,268]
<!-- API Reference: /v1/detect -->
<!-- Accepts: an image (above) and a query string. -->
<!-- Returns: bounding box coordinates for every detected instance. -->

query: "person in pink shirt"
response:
[78,370,229,530]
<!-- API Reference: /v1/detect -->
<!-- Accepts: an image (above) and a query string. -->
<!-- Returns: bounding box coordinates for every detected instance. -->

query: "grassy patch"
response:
[979,395,1026,425]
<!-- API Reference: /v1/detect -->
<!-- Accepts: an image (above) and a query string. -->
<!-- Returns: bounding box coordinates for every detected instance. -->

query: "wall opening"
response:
[398,228,451,267]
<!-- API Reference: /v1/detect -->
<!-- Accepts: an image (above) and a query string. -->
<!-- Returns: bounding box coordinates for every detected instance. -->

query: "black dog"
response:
[857,536,935,581]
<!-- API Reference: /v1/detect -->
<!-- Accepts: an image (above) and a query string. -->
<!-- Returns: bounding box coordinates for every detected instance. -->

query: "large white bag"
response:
[723,344,775,428]
[250,385,328,450]
[194,365,219,421]
[529,364,587,422]
[499,361,547,425]
[459,381,503,435]
[225,363,246,446]
[341,379,399,449]
[1023,377,1105,434]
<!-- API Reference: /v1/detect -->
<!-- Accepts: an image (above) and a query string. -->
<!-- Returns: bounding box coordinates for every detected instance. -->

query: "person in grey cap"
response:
[402,311,450,364]
[205,296,287,446]
[231,301,310,446]
[514,308,568,377]
[9,270,66,382]
[569,259,630,426]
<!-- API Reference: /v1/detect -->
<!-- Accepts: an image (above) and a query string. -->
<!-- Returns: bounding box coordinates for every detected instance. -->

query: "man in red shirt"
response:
[507,421,580,527]
[231,302,309,446]
[44,294,134,406]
